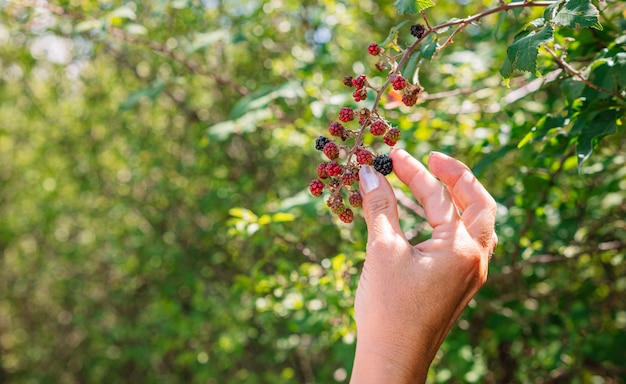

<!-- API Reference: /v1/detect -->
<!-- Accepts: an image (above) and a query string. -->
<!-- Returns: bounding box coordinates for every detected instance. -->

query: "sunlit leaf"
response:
[505,25,554,74]
[393,0,436,15]
[576,109,620,169]
[552,0,602,30]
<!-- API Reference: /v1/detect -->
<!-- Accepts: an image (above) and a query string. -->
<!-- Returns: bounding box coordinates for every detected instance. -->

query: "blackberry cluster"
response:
[309,36,425,223]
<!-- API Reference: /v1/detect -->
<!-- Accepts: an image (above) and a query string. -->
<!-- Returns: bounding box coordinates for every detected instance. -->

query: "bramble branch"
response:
[544,45,625,100]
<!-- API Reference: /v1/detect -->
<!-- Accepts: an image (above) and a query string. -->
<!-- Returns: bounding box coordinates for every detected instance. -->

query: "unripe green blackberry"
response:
[356,149,374,165]
[370,120,387,136]
[373,154,393,175]
[327,194,345,214]
[323,142,339,160]
[339,208,354,223]
[315,136,331,151]
[309,179,325,196]
[384,128,401,146]
[329,121,345,137]
[349,191,363,207]
[338,107,355,122]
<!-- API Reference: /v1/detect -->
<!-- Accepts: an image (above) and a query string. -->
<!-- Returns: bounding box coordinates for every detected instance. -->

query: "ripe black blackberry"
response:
[373,154,393,175]
[315,136,331,151]
[410,24,425,39]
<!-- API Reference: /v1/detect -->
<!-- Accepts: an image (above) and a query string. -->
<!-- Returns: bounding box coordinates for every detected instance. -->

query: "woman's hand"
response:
[350,148,498,383]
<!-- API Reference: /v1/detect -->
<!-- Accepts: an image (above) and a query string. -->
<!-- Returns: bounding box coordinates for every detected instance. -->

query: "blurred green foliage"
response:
[0,0,624,383]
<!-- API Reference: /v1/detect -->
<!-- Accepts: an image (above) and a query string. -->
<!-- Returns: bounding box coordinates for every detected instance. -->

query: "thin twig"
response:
[108,27,250,96]
[544,45,624,100]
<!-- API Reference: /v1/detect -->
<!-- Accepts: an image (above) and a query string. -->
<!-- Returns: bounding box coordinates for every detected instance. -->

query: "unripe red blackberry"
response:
[392,75,407,91]
[353,88,367,102]
[315,136,331,151]
[410,24,426,39]
[370,120,387,136]
[317,162,329,179]
[368,43,381,56]
[341,171,358,186]
[356,149,374,165]
[338,107,355,122]
[384,128,401,146]
[323,142,339,160]
[338,208,354,223]
[327,194,345,214]
[329,121,345,138]
[309,179,325,196]
[349,191,363,207]
[373,154,393,175]
[343,75,354,88]
[402,84,422,107]
[352,75,367,90]
[325,161,343,177]
[402,92,418,107]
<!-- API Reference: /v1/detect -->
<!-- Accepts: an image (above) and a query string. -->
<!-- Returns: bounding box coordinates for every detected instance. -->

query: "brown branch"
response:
[9,0,250,96]
[108,27,250,96]
[545,45,624,100]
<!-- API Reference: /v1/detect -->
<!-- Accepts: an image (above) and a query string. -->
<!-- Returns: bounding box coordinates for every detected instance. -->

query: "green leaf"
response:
[380,20,409,49]
[402,52,421,84]
[228,208,258,221]
[543,1,564,22]
[393,0,435,15]
[552,0,602,30]
[108,6,137,21]
[505,25,554,74]
[420,33,438,60]
[119,80,167,111]
[187,30,231,54]
[230,81,302,120]
[576,109,620,169]
[124,23,148,36]
[75,19,104,33]
[616,52,626,88]
[500,55,514,79]
[417,0,436,11]
[518,114,567,148]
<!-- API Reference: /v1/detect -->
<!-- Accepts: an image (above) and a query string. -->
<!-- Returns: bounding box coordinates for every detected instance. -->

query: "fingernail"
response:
[430,151,449,159]
[359,165,379,194]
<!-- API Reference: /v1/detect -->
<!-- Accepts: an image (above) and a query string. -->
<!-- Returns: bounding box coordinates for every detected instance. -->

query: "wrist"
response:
[350,332,438,384]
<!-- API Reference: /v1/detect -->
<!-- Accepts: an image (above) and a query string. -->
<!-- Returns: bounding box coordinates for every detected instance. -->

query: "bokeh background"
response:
[0,1,624,383]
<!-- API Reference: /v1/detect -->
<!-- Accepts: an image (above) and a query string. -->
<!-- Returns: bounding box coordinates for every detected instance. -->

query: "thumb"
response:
[359,165,405,247]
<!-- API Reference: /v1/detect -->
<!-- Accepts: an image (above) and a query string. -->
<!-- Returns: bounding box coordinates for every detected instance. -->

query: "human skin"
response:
[350,148,498,383]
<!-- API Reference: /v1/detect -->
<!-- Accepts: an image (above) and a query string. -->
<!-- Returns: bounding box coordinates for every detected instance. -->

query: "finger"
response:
[358,165,408,253]
[427,152,497,249]
[389,148,459,229]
